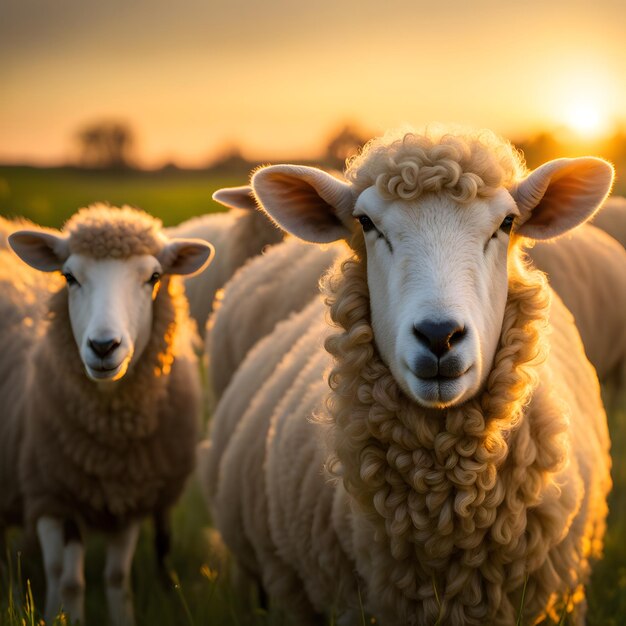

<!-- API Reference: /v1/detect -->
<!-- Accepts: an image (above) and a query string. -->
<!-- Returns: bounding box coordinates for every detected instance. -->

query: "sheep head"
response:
[9,205,214,383]
[251,129,613,409]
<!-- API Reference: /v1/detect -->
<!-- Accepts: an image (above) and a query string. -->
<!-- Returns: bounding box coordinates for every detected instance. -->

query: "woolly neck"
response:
[321,236,571,624]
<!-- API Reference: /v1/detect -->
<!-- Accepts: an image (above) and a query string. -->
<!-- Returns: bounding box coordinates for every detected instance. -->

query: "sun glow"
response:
[565,101,608,137]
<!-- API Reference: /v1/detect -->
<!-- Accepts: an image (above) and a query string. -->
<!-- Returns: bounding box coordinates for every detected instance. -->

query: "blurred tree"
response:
[208,145,252,174]
[514,131,560,170]
[324,123,368,170]
[76,121,135,169]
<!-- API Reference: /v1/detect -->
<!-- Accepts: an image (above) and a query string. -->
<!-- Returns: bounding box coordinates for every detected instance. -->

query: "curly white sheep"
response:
[204,127,613,625]
[165,186,283,337]
[0,205,213,626]
[206,238,345,398]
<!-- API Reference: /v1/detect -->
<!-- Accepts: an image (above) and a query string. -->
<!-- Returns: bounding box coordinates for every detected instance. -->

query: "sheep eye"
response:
[499,214,515,235]
[147,272,161,286]
[62,272,79,287]
[358,215,375,232]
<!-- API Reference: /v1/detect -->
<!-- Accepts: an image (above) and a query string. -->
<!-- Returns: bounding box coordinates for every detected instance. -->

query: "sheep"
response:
[0,204,213,626]
[165,186,283,337]
[204,127,613,625]
[591,194,626,249]
[530,225,626,383]
[206,238,345,399]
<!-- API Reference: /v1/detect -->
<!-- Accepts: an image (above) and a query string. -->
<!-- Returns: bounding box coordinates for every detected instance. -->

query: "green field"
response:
[0,166,625,626]
[0,166,250,228]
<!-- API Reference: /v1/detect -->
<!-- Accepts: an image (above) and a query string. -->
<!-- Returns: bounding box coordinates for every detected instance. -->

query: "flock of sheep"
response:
[0,126,625,626]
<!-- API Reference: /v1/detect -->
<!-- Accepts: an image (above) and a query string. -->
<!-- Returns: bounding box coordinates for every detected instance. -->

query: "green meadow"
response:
[0,165,625,625]
[0,166,247,227]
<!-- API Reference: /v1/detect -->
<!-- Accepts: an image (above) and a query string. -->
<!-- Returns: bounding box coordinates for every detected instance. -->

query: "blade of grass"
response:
[25,579,35,626]
[169,570,195,626]
[557,591,571,626]
[432,576,443,626]
[515,573,529,626]
[356,580,367,626]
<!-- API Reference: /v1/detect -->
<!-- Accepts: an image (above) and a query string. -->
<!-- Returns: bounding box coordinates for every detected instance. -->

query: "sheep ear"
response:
[9,230,69,271]
[212,185,257,211]
[513,157,614,240]
[251,165,355,243]
[159,238,215,276]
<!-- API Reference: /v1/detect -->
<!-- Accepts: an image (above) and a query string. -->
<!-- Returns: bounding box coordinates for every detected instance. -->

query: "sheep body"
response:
[205,129,612,625]
[0,248,55,527]
[0,206,209,624]
[592,195,626,249]
[0,209,201,529]
[199,297,323,505]
[166,206,282,337]
[206,238,345,398]
[530,224,626,382]
[18,279,199,529]
[209,250,610,626]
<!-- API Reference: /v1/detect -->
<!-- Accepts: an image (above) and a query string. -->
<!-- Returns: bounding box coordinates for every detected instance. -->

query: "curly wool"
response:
[65,204,165,259]
[319,233,582,625]
[345,126,527,204]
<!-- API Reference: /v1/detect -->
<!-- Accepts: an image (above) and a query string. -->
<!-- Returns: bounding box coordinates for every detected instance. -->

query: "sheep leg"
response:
[59,519,85,624]
[0,525,7,583]
[153,509,171,585]
[257,582,269,611]
[104,520,140,626]
[37,516,85,625]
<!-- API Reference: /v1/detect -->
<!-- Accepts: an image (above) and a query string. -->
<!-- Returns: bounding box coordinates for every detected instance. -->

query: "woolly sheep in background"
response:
[205,238,345,399]
[0,205,213,626]
[591,194,626,249]
[530,224,626,384]
[203,127,613,626]
[165,186,283,337]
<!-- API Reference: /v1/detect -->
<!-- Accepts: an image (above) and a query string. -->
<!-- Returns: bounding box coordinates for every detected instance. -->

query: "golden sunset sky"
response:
[2,0,625,167]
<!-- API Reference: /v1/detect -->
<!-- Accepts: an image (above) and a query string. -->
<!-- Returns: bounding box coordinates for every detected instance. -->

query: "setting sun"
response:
[565,100,608,137]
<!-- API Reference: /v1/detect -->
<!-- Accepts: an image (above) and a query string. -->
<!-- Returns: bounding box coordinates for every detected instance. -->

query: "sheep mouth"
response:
[84,360,128,382]
[406,365,475,408]
[417,367,471,382]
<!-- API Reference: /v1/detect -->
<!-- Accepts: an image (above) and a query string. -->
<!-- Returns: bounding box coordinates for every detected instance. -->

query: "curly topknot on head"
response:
[64,204,165,259]
[345,126,528,204]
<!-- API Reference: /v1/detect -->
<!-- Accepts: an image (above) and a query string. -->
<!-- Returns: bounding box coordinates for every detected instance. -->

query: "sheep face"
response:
[355,186,518,408]
[60,253,162,382]
[9,219,213,384]
[250,143,613,409]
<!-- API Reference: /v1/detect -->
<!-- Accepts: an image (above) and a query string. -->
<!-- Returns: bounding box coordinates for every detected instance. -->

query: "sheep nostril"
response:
[449,326,467,346]
[88,338,121,358]
[413,320,466,357]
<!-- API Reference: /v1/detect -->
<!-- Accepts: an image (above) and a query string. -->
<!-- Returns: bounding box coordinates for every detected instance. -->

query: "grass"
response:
[585,387,626,626]
[0,166,625,625]
[0,166,248,228]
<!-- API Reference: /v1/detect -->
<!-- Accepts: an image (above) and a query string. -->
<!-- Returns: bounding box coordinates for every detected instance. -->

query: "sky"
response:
[2,0,626,167]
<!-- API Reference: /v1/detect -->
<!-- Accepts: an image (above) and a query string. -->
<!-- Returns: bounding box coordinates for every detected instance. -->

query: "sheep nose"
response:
[413,320,466,357]
[88,337,121,358]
